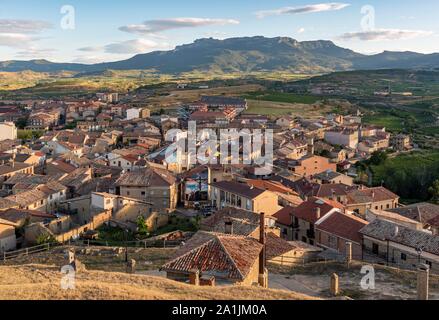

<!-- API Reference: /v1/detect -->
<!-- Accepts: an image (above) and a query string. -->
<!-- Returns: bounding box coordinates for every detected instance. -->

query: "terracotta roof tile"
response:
[316,211,368,244]
[161,231,262,281]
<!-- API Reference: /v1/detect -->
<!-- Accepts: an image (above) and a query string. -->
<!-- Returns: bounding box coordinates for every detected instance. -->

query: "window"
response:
[401,253,407,261]
[127,191,130,196]
[246,199,251,210]
[141,191,146,196]
[372,243,379,255]
[426,260,432,268]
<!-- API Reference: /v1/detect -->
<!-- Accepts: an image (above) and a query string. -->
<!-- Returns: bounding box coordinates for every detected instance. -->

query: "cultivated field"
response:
[245,100,333,118]
[144,84,265,110]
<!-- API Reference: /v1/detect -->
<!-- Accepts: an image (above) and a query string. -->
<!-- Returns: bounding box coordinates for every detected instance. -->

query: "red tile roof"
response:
[290,197,344,224]
[161,231,262,281]
[347,187,399,204]
[273,206,294,226]
[266,233,297,260]
[316,211,368,244]
[247,179,298,195]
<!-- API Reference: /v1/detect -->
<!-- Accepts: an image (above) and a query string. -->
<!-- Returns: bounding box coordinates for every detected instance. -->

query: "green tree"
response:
[428,180,439,204]
[369,151,388,166]
[136,216,149,236]
[36,233,57,245]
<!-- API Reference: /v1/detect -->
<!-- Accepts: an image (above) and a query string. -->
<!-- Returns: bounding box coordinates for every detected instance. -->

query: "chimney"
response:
[258,212,268,288]
[189,269,200,286]
[316,207,321,220]
[224,218,233,235]
[259,212,266,273]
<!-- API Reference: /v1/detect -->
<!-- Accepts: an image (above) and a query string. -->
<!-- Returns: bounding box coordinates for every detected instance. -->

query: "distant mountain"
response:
[1,37,439,74]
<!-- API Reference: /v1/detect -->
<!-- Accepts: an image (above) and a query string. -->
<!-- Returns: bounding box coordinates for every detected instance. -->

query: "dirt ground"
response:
[3,246,177,273]
[268,261,439,300]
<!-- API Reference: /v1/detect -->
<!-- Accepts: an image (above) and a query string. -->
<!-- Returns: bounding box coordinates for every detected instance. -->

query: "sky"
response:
[1,0,439,63]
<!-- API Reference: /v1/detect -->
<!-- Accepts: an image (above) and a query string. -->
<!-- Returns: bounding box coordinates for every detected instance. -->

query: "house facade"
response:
[210,181,281,216]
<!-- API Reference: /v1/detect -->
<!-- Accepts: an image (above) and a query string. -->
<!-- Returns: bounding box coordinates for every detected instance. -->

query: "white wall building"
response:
[126,108,141,121]
[0,122,17,141]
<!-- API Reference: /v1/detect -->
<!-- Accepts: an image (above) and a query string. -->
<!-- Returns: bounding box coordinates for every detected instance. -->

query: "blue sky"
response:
[1,0,439,63]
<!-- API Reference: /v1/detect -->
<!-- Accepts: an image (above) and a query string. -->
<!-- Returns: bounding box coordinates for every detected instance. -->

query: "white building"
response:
[0,122,17,141]
[126,108,141,121]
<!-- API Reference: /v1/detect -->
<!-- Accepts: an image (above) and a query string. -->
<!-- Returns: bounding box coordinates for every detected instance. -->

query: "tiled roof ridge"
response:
[216,235,246,280]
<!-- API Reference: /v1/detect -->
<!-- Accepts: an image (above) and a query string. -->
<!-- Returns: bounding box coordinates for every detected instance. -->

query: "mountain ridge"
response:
[1,36,439,74]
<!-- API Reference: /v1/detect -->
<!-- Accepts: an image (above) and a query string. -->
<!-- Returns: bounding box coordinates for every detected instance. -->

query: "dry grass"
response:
[0,264,316,300]
[145,84,264,109]
[3,246,176,273]
[245,100,333,118]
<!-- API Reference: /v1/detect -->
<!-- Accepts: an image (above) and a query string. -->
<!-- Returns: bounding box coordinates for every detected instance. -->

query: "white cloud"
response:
[79,39,172,55]
[104,39,164,54]
[0,19,52,55]
[15,47,56,58]
[72,55,111,64]
[255,3,350,18]
[119,18,239,35]
[339,29,433,41]
[78,46,102,52]
[0,19,52,34]
[297,28,306,34]
[0,33,36,48]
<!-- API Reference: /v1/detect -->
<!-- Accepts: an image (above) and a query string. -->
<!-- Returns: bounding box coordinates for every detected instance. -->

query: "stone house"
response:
[161,231,263,286]
[345,187,399,217]
[210,181,281,216]
[273,197,345,245]
[315,211,368,259]
[115,166,178,211]
[360,219,439,273]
